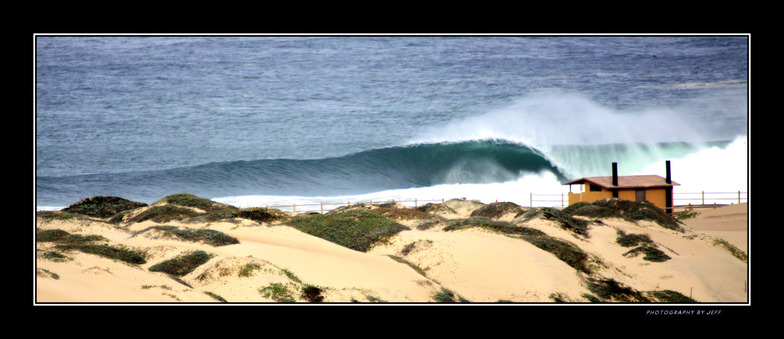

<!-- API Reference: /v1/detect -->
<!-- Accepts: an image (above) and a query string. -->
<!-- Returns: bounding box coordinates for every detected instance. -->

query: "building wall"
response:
[568,188,612,205]
[568,185,671,210]
[617,189,636,202]
[641,188,669,210]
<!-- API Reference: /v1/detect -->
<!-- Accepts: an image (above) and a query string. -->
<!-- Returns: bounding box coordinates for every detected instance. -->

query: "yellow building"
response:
[563,161,679,213]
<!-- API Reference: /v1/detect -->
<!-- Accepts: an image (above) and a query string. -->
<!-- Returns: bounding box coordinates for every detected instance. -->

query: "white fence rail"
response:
[257,191,747,214]
[673,191,748,207]
[534,191,749,209]
[263,198,448,214]
[35,191,747,213]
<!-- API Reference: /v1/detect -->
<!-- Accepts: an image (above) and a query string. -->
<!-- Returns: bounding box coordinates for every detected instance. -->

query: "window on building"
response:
[635,189,646,202]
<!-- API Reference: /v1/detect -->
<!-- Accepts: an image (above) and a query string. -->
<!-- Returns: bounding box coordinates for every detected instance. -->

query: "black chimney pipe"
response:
[612,162,618,186]
[665,160,673,215]
[665,160,671,184]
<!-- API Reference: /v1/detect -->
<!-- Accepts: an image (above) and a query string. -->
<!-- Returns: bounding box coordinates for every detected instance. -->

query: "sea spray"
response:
[547,141,725,179]
[408,89,740,180]
[408,89,714,149]
[639,135,748,194]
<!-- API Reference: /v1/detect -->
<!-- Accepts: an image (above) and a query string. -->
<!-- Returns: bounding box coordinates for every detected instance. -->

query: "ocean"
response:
[35,35,749,211]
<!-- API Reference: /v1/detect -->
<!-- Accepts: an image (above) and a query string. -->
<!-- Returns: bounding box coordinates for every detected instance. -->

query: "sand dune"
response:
[35,196,748,304]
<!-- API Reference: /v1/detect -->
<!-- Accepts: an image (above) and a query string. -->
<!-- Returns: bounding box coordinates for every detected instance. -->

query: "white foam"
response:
[409,88,712,149]
[214,170,569,210]
[639,135,748,196]
[36,206,65,212]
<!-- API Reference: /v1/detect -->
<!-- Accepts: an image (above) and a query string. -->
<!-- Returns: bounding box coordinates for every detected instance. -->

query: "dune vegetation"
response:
[36,193,747,303]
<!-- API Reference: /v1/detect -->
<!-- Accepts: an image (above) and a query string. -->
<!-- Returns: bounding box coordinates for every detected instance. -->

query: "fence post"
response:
[702,191,705,205]
[530,193,533,208]
[293,203,296,213]
[738,191,741,204]
[414,198,417,208]
[320,201,324,214]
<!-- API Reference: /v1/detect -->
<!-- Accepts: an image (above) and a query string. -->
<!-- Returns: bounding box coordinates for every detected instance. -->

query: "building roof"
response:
[563,175,679,189]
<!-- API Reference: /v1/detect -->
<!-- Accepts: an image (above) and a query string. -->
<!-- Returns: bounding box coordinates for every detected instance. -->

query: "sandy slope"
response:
[681,203,748,253]
[34,200,749,304]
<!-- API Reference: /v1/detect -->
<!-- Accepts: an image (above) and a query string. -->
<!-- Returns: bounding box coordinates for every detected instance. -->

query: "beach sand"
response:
[35,198,749,304]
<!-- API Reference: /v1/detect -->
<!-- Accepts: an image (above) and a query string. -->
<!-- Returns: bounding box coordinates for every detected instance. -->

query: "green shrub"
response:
[517,207,589,236]
[445,217,546,237]
[204,291,227,302]
[562,202,614,218]
[401,242,418,256]
[587,278,650,302]
[62,196,147,219]
[149,250,213,276]
[415,220,441,230]
[649,290,697,303]
[36,211,89,222]
[137,226,239,246]
[231,207,290,223]
[157,193,237,213]
[282,269,302,283]
[583,293,602,303]
[374,207,434,220]
[616,230,670,262]
[524,236,591,274]
[623,245,671,262]
[63,234,106,244]
[549,293,567,303]
[38,229,144,264]
[675,211,699,220]
[36,229,73,242]
[287,210,409,252]
[37,229,106,245]
[470,202,525,219]
[40,251,71,262]
[566,199,682,231]
[152,194,292,224]
[415,203,456,215]
[615,231,654,247]
[37,229,107,245]
[238,263,261,277]
[259,283,296,302]
[301,285,325,303]
[432,288,468,303]
[712,238,748,263]
[55,244,147,265]
[389,255,428,277]
[128,205,203,223]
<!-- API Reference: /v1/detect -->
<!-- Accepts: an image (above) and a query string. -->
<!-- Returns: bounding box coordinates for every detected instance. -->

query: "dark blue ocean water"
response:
[35,35,749,208]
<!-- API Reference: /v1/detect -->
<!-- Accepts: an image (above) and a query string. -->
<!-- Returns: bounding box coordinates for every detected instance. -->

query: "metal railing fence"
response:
[253,191,747,214]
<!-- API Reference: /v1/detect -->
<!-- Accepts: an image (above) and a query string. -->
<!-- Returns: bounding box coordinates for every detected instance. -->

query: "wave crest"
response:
[37,136,745,208]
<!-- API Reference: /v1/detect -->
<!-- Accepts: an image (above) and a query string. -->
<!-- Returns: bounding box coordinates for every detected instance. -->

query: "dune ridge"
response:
[35,194,748,304]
